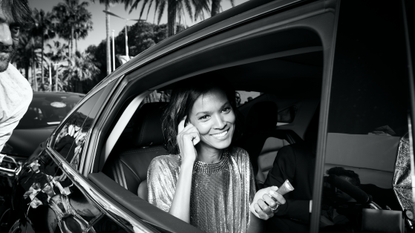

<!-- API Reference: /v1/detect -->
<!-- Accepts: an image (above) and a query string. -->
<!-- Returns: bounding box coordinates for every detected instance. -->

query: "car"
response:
[0,91,84,232]
[0,0,413,232]
[0,91,85,160]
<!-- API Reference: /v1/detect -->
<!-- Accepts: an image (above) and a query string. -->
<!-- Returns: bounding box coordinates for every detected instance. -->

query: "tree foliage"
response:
[51,0,93,55]
[60,51,100,92]
[13,8,53,90]
[121,0,208,36]
[12,0,236,93]
[86,21,173,84]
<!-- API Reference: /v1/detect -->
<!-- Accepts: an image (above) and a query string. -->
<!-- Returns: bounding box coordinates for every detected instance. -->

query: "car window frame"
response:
[103,91,151,162]
[88,1,339,232]
[49,83,110,172]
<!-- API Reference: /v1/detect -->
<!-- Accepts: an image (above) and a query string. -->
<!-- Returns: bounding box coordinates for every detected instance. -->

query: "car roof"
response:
[92,0,317,93]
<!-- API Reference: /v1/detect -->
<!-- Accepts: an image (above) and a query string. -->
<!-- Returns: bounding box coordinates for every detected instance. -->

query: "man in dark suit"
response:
[263,108,319,233]
[264,140,316,233]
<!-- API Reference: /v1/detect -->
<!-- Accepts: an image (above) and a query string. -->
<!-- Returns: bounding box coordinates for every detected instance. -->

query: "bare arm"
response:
[169,161,194,222]
[168,118,200,222]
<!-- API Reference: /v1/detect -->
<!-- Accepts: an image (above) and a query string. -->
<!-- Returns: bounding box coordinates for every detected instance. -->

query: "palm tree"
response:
[45,41,70,91]
[32,9,56,90]
[52,0,93,58]
[13,32,33,82]
[90,0,122,76]
[122,0,209,36]
[13,15,48,91]
[210,0,234,17]
[60,51,100,92]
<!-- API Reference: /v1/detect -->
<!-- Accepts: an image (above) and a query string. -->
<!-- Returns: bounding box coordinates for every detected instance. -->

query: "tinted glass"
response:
[236,91,262,107]
[53,89,104,167]
[16,93,84,129]
[322,1,409,231]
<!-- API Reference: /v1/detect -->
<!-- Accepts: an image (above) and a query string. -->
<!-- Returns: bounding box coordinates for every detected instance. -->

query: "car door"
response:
[12,79,159,233]
[313,1,415,232]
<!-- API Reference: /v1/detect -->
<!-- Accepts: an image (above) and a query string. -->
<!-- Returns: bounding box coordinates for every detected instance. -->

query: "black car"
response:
[0,0,413,232]
[1,91,84,159]
[0,91,83,232]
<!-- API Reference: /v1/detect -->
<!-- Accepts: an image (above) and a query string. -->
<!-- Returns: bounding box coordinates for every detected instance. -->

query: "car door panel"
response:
[88,172,204,233]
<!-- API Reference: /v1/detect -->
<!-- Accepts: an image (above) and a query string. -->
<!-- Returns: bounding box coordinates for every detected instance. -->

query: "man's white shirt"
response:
[0,63,32,152]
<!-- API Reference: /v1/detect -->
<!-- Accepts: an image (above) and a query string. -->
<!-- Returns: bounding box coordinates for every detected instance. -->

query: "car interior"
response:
[99,80,406,232]
[2,1,410,233]
[90,9,409,231]
[96,21,322,194]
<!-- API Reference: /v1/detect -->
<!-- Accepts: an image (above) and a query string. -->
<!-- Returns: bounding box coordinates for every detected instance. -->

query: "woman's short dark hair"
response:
[162,78,238,154]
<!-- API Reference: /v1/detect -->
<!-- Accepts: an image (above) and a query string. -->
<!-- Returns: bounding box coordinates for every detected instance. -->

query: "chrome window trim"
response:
[82,77,123,175]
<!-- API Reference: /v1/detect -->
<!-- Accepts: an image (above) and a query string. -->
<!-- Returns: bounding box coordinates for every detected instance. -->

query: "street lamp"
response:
[112,30,115,72]
[103,10,140,58]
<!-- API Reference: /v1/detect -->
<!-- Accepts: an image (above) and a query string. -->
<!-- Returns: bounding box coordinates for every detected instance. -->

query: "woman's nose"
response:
[214,114,226,129]
[0,23,13,46]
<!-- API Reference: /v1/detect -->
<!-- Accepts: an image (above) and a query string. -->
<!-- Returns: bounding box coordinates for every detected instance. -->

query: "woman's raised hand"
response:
[177,116,200,164]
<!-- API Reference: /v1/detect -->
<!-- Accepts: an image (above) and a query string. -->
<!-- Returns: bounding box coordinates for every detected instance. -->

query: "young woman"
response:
[147,79,285,233]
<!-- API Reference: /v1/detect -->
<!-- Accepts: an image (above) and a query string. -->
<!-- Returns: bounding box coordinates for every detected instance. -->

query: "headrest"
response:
[132,102,166,147]
[245,101,278,134]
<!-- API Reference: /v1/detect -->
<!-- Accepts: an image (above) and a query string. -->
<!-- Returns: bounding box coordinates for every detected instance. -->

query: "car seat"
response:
[235,101,302,187]
[103,102,168,201]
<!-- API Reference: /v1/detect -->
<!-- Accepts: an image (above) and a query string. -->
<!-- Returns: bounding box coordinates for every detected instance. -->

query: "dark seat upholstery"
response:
[236,101,279,175]
[103,102,167,200]
[235,101,302,187]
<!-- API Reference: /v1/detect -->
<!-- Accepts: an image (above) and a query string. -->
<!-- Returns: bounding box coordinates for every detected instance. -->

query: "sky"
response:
[29,0,248,52]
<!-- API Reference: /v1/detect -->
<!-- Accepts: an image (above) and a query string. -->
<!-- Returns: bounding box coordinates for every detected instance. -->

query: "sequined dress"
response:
[147,147,255,233]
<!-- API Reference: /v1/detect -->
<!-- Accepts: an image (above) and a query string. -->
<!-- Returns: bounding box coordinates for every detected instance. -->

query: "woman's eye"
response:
[222,106,232,113]
[199,115,209,120]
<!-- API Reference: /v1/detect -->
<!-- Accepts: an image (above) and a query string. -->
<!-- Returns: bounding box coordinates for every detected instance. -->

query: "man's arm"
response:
[264,145,312,223]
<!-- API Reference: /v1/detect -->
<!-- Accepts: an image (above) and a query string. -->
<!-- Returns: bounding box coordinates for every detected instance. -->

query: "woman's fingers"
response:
[179,123,199,144]
[250,186,288,220]
[177,122,200,163]
[178,117,186,133]
[250,187,276,220]
[252,199,274,220]
[268,186,287,205]
[192,131,200,145]
[262,193,278,210]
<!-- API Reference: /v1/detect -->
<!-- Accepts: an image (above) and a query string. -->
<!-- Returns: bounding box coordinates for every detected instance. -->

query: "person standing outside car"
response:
[0,0,33,153]
[147,79,286,233]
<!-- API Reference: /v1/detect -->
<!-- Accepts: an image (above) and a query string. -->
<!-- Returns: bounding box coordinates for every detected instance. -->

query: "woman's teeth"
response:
[213,131,227,138]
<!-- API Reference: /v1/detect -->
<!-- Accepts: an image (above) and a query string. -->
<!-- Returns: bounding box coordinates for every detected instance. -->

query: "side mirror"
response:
[0,153,22,178]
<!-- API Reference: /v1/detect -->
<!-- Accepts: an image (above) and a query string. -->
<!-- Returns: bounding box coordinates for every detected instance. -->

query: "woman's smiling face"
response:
[188,88,236,151]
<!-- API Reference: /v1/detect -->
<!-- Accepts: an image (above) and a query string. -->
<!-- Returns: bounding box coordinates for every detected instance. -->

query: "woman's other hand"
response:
[250,186,286,220]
